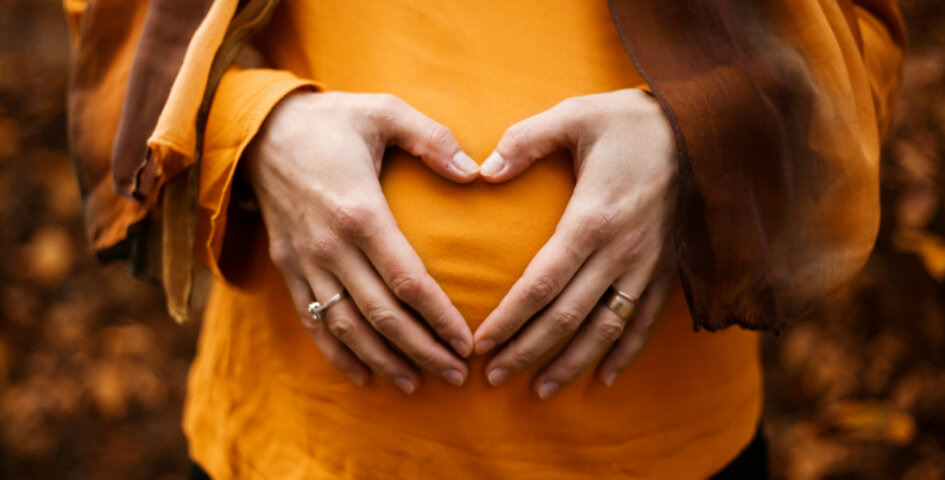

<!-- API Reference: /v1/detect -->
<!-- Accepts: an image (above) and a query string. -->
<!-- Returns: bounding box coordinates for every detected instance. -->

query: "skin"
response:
[244,88,678,399]
[244,91,479,393]
[474,88,678,399]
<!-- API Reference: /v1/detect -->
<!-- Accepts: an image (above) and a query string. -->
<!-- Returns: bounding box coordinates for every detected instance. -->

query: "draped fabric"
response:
[608,0,905,331]
[65,0,152,261]
[64,0,903,329]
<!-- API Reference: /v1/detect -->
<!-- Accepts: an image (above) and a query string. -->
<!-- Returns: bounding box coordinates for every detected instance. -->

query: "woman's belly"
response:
[381,148,575,328]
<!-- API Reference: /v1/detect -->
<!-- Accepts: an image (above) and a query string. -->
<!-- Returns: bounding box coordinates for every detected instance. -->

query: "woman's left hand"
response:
[472,88,679,399]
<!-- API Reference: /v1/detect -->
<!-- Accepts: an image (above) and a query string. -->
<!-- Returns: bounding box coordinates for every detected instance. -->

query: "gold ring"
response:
[602,286,638,321]
[308,291,346,320]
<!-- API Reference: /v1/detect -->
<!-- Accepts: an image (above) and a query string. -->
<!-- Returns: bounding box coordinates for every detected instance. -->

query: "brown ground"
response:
[0,1,942,478]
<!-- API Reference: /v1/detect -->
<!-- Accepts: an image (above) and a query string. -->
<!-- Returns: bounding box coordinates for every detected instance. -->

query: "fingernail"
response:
[475,339,495,355]
[349,371,367,387]
[443,368,465,386]
[451,151,479,176]
[451,339,471,357]
[487,367,509,386]
[538,381,560,400]
[604,371,618,387]
[479,152,505,177]
[394,377,416,394]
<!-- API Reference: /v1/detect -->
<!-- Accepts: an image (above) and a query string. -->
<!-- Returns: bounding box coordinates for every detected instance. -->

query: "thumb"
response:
[377,95,479,183]
[481,103,578,183]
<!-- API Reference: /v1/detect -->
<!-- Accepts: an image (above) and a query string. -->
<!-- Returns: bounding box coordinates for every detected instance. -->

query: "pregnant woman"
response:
[66,0,904,478]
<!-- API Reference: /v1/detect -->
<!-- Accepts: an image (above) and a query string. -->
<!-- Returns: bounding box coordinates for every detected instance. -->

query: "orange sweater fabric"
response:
[184,1,763,479]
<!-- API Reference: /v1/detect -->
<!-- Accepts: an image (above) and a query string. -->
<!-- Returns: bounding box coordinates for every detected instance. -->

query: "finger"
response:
[595,268,676,387]
[531,304,628,399]
[375,94,479,182]
[480,99,583,183]
[527,243,658,399]
[350,211,473,357]
[483,249,619,386]
[474,208,604,354]
[531,273,649,399]
[282,272,370,386]
[330,245,469,386]
[306,268,425,394]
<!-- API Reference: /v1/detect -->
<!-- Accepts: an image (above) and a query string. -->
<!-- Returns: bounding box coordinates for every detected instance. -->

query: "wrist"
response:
[242,90,315,190]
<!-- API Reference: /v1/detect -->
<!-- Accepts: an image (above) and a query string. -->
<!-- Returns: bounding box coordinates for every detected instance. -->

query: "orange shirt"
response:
[185,1,762,478]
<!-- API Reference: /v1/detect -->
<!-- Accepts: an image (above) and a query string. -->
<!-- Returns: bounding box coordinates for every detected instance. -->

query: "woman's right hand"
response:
[244,91,479,393]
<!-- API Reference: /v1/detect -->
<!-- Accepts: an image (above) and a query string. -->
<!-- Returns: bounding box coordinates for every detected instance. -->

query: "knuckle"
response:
[369,93,406,120]
[268,241,293,271]
[595,319,626,344]
[379,364,410,382]
[330,200,377,238]
[558,95,601,125]
[552,359,583,380]
[320,349,343,368]
[326,316,356,342]
[300,308,326,331]
[548,307,585,336]
[424,124,453,152]
[509,346,537,368]
[502,124,532,155]
[557,96,586,114]
[365,306,400,335]
[299,314,318,332]
[374,92,403,111]
[306,230,340,262]
[408,346,439,369]
[524,274,560,307]
[576,210,617,246]
[613,229,646,265]
[389,271,424,303]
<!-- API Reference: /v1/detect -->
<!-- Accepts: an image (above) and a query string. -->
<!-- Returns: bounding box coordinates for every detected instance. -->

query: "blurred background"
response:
[0,0,943,478]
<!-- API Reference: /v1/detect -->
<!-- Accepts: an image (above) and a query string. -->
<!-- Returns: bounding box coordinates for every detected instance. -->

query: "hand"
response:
[472,88,678,399]
[244,91,480,393]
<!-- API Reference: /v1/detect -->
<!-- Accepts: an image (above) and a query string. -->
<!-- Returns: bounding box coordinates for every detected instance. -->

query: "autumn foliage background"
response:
[1,1,943,478]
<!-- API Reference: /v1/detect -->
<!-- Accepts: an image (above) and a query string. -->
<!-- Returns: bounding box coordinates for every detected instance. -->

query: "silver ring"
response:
[308,291,346,320]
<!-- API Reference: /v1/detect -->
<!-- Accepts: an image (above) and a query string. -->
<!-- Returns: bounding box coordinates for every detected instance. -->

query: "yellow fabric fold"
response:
[144,0,239,197]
